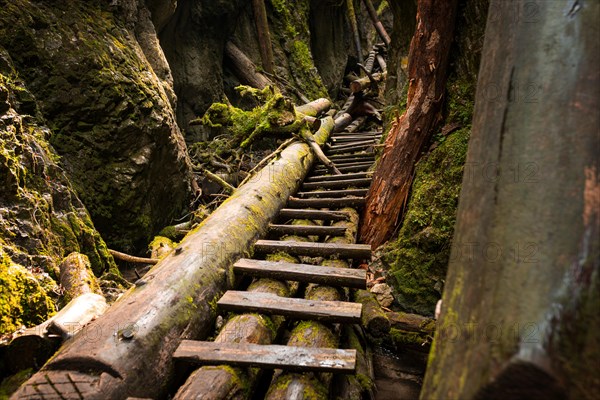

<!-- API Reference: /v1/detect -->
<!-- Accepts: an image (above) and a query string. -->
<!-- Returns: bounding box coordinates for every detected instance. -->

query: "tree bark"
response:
[360,0,459,247]
[421,2,600,399]
[252,0,274,75]
[12,112,334,400]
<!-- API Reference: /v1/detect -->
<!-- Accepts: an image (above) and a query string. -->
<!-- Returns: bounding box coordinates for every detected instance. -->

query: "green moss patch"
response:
[381,79,474,316]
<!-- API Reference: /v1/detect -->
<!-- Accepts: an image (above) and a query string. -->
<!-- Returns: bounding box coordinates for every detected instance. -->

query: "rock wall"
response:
[0,0,193,252]
[0,49,115,334]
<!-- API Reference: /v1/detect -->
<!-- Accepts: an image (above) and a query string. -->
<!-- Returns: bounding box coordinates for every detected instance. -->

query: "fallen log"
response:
[346,0,364,64]
[2,293,108,375]
[225,41,272,89]
[295,98,332,117]
[350,72,387,93]
[108,248,158,265]
[12,102,333,400]
[58,252,101,303]
[355,289,391,337]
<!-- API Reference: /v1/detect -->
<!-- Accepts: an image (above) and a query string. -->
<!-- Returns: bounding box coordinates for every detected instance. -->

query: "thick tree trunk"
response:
[12,116,334,400]
[360,0,458,247]
[421,2,600,399]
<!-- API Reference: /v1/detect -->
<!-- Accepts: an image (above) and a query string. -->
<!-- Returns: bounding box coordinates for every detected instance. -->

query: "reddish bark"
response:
[360,0,458,247]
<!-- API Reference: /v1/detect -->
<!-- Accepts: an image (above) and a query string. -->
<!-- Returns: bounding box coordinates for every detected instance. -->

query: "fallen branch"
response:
[296,120,341,175]
[238,138,296,187]
[201,167,236,194]
[108,249,158,265]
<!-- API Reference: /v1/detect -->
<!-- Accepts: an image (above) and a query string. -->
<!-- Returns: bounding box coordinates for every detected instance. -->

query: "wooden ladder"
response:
[173,128,379,395]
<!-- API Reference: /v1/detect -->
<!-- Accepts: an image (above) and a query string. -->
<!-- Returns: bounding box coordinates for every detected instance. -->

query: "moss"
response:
[0,244,56,335]
[381,78,474,316]
[390,327,430,347]
[0,369,33,399]
[267,373,328,399]
[288,320,338,348]
[247,278,289,297]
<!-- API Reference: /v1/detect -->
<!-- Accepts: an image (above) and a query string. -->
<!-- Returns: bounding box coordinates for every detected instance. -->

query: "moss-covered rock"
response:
[381,80,474,316]
[0,244,55,335]
[0,1,192,252]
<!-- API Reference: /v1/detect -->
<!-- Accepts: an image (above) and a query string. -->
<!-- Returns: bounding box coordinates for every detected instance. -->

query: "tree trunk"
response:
[58,252,101,303]
[421,2,600,399]
[252,0,274,75]
[360,0,458,248]
[12,117,334,400]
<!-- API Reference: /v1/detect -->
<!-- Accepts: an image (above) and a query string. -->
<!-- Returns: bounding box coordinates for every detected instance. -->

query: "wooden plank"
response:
[305,172,371,182]
[233,258,367,288]
[328,140,377,149]
[218,291,362,323]
[278,208,350,221]
[314,163,374,174]
[328,153,375,160]
[332,131,382,136]
[287,196,366,208]
[326,143,376,155]
[296,189,369,198]
[254,240,372,259]
[269,224,347,236]
[174,341,357,373]
[302,178,372,190]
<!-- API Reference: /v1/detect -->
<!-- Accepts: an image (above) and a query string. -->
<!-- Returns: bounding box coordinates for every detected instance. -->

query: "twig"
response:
[297,128,342,175]
[109,249,158,265]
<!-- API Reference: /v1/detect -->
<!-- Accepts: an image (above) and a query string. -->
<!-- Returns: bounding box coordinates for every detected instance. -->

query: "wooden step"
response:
[278,209,349,221]
[328,153,375,160]
[287,196,366,208]
[314,163,373,174]
[328,140,377,149]
[296,189,369,198]
[302,178,372,190]
[233,258,367,288]
[269,224,346,236]
[217,291,363,323]
[332,131,381,136]
[305,172,371,182]
[174,341,357,373]
[254,240,372,259]
[287,196,367,208]
[327,143,376,155]
[332,134,381,141]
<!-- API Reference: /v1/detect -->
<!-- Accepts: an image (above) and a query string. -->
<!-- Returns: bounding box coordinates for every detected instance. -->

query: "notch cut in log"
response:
[254,240,371,259]
[233,259,367,289]
[217,291,363,324]
[174,341,357,373]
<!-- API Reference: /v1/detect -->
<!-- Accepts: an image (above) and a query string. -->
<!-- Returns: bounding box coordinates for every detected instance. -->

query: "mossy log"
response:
[3,293,107,375]
[12,110,333,400]
[354,289,391,338]
[362,0,391,46]
[225,41,272,89]
[58,252,100,303]
[387,311,435,334]
[332,324,376,400]
[295,98,332,117]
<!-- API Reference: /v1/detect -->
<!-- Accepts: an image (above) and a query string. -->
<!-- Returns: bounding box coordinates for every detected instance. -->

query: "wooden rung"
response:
[217,291,363,323]
[302,178,372,190]
[332,134,381,141]
[305,172,371,182]
[296,189,369,199]
[174,341,357,373]
[332,131,381,136]
[328,153,374,160]
[269,224,347,236]
[278,209,350,221]
[254,240,372,259]
[314,163,373,174]
[287,196,366,208]
[233,258,367,288]
[328,140,377,149]
[327,144,376,155]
